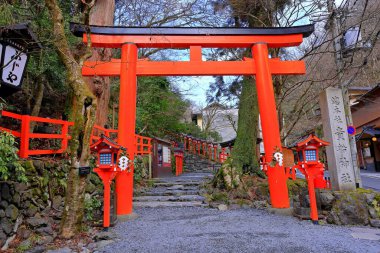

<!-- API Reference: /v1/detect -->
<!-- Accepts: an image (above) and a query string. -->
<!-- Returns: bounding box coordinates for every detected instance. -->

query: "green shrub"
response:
[0,131,27,182]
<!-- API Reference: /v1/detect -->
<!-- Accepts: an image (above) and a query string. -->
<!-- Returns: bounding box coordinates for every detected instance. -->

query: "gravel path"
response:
[101,207,380,253]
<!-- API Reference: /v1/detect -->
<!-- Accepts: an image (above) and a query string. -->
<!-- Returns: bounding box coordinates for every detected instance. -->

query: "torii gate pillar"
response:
[116,42,138,216]
[253,43,289,208]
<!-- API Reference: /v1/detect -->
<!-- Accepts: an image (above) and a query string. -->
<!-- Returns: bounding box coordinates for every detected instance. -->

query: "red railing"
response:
[181,134,231,163]
[135,135,152,155]
[0,110,74,158]
[90,125,118,144]
[90,126,152,156]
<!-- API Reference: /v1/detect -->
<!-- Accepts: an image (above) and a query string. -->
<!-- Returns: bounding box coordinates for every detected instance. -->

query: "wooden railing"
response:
[181,134,231,163]
[0,110,74,158]
[0,110,153,158]
[90,125,118,144]
[135,135,152,155]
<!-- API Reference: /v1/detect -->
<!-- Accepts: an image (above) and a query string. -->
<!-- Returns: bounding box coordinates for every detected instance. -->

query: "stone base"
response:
[268,207,294,216]
[117,213,139,222]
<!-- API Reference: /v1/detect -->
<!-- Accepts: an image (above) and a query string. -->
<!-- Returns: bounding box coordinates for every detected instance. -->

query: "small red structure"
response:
[174,147,184,176]
[291,134,329,223]
[90,135,127,228]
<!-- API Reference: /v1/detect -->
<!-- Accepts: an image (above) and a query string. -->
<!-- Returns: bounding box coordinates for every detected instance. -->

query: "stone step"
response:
[153,182,202,187]
[134,195,205,202]
[133,201,207,208]
[136,189,200,197]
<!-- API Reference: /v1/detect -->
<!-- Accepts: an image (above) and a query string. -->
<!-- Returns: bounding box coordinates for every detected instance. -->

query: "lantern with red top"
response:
[90,134,128,228]
[290,134,329,224]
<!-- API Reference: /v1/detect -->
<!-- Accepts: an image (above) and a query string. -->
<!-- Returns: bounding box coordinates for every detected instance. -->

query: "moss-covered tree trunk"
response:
[232,77,261,175]
[84,0,115,127]
[45,0,97,238]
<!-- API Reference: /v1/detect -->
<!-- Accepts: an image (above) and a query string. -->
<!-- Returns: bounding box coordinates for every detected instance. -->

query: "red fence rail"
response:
[0,110,74,158]
[90,125,118,144]
[135,135,152,155]
[181,134,231,163]
[1,110,152,158]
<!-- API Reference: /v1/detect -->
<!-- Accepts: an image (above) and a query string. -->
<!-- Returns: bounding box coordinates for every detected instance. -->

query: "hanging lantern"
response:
[0,23,42,96]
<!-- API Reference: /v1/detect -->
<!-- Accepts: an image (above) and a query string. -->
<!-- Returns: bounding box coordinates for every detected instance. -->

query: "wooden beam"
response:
[82,58,305,76]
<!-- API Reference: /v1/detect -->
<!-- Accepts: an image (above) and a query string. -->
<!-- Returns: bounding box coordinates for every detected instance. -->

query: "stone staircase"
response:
[184,153,222,173]
[133,172,213,208]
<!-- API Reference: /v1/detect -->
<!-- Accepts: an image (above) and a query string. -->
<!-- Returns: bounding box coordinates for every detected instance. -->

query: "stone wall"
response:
[0,159,103,250]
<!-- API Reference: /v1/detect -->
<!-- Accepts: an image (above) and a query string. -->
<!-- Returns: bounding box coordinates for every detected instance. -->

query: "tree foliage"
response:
[136,77,188,137]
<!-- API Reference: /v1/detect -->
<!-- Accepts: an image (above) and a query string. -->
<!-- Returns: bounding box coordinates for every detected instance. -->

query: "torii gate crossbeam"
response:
[71,22,314,218]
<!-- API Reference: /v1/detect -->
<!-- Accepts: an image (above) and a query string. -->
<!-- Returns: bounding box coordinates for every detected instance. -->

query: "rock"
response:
[86,242,97,250]
[0,229,6,246]
[32,160,45,173]
[217,204,228,211]
[0,210,5,218]
[85,182,97,194]
[95,240,114,249]
[327,192,369,225]
[5,204,19,221]
[52,196,63,210]
[12,193,21,206]
[21,200,31,209]
[46,247,72,253]
[319,190,335,210]
[368,207,379,219]
[94,231,113,241]
[36,225,54,236]
[17,226,32,239]
[36,235,54,245]
[26,245,46,253]
[1,218,13,235]
[369,219,380,228]
[14,182,28,193]
[26,217,48,228]
[0,200,8,209]
[26,204,39,217]
[80,247,90,253]
[19,238,32,250]
[252,200,268,210]
[1,184,11,201]
[364,193,375,205]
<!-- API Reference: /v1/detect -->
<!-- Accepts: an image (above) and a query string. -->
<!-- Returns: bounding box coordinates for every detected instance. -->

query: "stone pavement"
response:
[100,207,380,253]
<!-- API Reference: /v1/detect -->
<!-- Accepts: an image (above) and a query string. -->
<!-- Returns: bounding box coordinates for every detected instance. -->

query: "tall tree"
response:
[44,0,97,238]
[210,0,290,175]
[83,0,115,126]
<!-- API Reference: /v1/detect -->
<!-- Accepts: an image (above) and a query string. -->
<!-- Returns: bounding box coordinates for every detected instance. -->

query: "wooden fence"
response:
[0,110,73,158]
[0,110,152,158]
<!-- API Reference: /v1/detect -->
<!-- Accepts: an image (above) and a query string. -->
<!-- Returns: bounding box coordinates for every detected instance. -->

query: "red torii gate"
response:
[71,23,314,217]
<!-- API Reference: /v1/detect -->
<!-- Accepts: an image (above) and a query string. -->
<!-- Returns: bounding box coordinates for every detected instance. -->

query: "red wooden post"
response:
[213,145,217,162]
[252,43,289,209]
[95,169,116,227]
[306,174,319,223]
[19,115,31,158]
[61,122,69,151]
[116,42,138,216]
